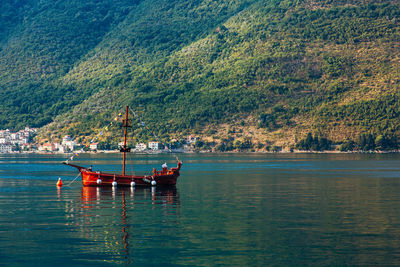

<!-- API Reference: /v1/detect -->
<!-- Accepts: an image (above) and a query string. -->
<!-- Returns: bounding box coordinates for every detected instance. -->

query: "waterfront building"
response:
[62,136,76,151]
[148,142,159,150]
[39,143,56,152]
[0,144,12,153]
[135,143,147,151]
[89,143,98,151]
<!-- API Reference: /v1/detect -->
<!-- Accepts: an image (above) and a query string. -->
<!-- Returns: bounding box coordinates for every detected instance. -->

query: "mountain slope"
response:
[0,0,139,127]
[0,0,399,149]
[0,0,259,129]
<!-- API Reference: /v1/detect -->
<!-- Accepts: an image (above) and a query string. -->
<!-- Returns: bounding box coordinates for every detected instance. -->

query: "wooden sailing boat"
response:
[63,106,182,187]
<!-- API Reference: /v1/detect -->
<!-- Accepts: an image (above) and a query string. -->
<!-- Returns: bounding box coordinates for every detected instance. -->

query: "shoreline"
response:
[3,149,400,155]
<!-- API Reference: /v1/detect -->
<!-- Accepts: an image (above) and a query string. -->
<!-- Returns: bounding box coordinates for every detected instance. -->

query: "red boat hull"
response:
[64,161,182,187]
[81,170,179,187]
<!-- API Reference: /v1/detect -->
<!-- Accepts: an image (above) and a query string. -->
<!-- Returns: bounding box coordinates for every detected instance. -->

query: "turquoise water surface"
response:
[1,153,400,266]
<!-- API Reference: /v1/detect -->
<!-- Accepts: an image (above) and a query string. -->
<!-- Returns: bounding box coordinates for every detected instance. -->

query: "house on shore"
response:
[148,142,159,150]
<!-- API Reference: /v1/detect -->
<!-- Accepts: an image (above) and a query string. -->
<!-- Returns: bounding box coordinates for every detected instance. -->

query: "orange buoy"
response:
[57,178,63,187]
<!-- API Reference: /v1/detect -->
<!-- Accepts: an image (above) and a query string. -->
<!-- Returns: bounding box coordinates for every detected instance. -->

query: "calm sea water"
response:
[1,153,400,266]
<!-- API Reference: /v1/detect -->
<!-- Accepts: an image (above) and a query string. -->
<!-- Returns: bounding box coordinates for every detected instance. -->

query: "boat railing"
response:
[153,169,175,176]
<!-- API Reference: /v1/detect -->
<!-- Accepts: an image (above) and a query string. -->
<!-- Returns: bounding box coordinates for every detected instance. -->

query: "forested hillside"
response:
[0,0,399,150]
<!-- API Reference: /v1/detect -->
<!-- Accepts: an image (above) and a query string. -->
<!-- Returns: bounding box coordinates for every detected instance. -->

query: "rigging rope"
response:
[64,107,126,162]
[128,107,172,153]
[128,107,181,168]
[65,172,81,187]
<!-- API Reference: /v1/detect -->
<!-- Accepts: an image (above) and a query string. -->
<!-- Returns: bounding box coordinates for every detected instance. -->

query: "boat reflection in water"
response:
[71,186,180,265]
[81,184,178,202]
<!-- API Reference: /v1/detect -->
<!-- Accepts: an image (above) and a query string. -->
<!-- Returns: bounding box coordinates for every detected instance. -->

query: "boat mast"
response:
[121,106,131,175]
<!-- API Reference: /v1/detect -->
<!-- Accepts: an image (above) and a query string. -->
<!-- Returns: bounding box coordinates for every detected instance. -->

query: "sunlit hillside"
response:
[0,0,399,150]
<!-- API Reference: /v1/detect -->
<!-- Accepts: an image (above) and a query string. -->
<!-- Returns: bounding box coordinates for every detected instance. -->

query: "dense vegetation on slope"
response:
[0,0,399,150]
[0,0,139,128]
[0,0,258,129]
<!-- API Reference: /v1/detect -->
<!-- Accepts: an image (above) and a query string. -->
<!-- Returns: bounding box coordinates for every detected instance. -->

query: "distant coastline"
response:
[4,149,400,155]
